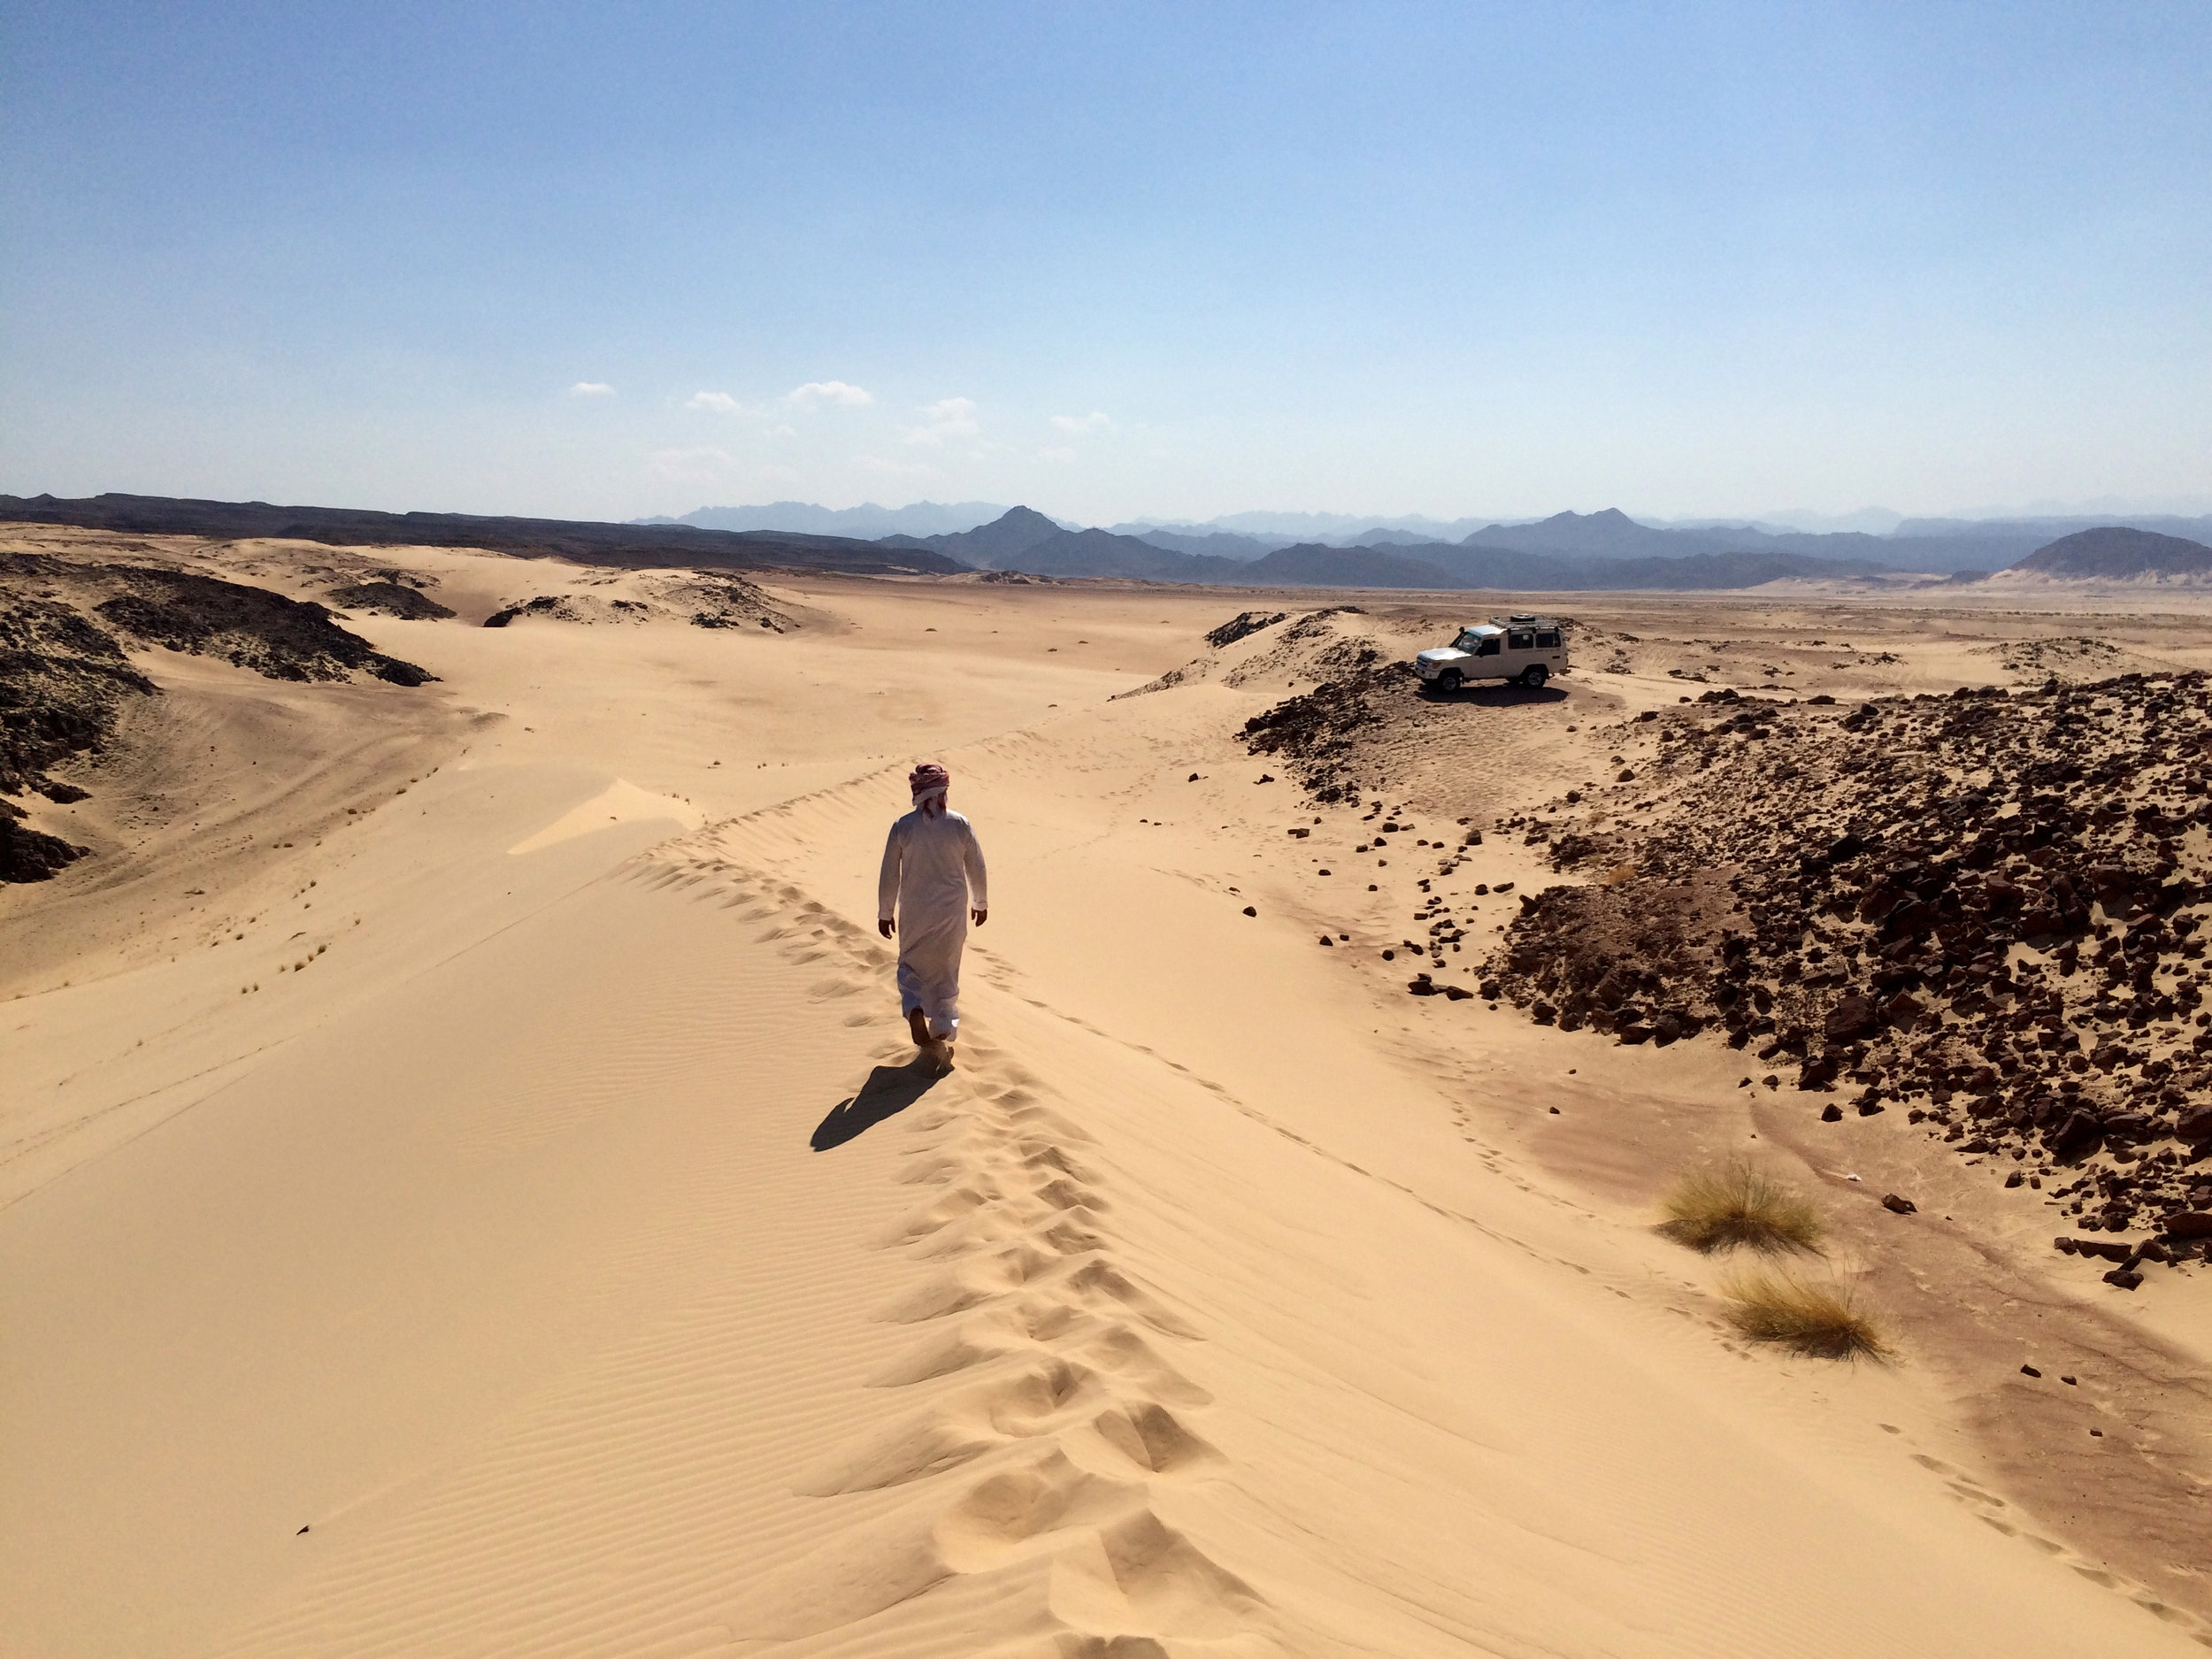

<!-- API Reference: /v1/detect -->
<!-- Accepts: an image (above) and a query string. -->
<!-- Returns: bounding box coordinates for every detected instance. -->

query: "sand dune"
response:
[4,529,2208,1655]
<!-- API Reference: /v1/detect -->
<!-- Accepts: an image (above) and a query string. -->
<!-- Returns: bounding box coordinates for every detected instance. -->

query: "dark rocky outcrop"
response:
[1239,657,1409,803]
[326,580,456,619]
[0,800,88,882]
[90,569,434,684]
[1470,671,2212,1243]
[1204,611,1287,649]
[1,551,436,880]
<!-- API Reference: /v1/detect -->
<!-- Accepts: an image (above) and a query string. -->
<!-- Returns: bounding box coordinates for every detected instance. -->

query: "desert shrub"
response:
[1720,1269,1892,1361]
[1657,1158,1824,1255]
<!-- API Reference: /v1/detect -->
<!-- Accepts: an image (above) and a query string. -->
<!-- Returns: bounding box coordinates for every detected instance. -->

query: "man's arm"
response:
[877,821,902,937]
[964,823,989,926]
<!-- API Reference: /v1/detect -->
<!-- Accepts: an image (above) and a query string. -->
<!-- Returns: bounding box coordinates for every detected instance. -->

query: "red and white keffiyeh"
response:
[909,762,950,817]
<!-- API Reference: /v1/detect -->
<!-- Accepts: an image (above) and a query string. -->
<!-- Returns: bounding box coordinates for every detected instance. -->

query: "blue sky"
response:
[4,2,2208,525]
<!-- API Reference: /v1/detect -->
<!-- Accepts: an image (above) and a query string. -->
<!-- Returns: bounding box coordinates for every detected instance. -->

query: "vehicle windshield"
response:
[1453,627,1497,651]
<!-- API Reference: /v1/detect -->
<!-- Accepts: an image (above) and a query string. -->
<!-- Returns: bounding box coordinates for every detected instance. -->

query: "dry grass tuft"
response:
[1720,1269,1893,1362]
[1656,1158,1824,1256]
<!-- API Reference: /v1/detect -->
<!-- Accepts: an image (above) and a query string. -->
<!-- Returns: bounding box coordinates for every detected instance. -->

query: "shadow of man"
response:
[810,1056,947,1151]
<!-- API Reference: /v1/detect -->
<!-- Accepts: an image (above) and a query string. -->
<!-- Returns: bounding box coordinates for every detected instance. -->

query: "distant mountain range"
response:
[641,501,1016,538]
[0,493,964,575]
[11,493,2208,595]
[639,498,2212,575]
[1119,527,1292,558]
[900,503,2212,575]
[879,505,2212,590]
[878,507,1901,588]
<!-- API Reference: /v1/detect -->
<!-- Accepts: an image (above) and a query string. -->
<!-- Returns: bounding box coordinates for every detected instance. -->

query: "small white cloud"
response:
[570,381,616,397]
[902,396,980,446]
[648,447,734,481]
[1048,411,1114,434]
[859,455,938,478]
[686,390,745,413]
[787,380,874,408]
[1040,445,1078,464]
[768,422,797,438]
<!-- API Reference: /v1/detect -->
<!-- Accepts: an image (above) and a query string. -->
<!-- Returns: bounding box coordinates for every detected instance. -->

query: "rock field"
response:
[1482,672,2212,1279]
[1240,625,2212,1286]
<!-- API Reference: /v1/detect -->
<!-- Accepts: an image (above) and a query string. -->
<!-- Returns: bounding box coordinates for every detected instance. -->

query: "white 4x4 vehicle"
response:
[1415,614,1567,692]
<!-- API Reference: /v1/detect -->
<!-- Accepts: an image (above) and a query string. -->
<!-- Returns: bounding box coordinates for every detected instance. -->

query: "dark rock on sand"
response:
[326,580,457,620]
[0,804,89,881]
[1206,611,1287,649]
[1824,994,1880,1042]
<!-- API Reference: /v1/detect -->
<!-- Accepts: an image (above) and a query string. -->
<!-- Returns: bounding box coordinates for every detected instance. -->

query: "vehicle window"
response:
[1535,629,1560,648]
[1454,630,1481,650]
[1473,636,1501,656]
[1507,631,1533,650]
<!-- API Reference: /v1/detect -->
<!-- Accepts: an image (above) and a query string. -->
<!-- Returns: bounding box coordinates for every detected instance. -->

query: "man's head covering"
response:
[910,762,950,818]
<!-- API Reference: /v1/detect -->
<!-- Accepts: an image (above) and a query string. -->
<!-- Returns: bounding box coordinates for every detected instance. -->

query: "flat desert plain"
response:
[5,525,2212,1658]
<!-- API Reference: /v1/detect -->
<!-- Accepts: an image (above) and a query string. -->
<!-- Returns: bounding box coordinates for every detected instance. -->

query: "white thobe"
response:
[878,809,989,1035]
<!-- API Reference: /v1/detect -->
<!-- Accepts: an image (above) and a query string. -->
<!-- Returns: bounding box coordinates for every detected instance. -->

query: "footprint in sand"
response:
[1048,1509,1271,1640]
[1087,1402,1222,1476]
[933,1448,1146,1572]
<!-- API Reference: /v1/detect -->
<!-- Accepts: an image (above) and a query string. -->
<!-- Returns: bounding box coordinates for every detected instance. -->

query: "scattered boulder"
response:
[1824,995,1881,1043]
[2047,1110,2105,1163]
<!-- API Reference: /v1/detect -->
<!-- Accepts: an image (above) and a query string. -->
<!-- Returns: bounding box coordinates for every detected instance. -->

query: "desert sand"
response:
[5,525,2210,1657]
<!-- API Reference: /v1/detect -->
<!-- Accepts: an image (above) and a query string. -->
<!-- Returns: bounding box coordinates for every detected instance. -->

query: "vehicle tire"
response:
[1519,664,1549,689]
[1436,668,1462,694]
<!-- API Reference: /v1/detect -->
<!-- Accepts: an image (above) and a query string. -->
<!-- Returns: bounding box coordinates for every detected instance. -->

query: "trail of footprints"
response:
[632,845,1284,1656]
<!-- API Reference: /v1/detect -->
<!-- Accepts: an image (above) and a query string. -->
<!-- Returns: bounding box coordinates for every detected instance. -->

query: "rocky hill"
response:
[1239,657,2212,1275]
[1,550,435,881]
[2013,526,2212,579]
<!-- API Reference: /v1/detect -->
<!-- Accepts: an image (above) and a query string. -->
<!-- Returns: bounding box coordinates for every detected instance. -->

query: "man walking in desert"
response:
[878,762,989,1068]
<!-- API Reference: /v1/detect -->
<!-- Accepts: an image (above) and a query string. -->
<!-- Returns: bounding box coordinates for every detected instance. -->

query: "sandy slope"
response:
[4,534,2208,1656]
